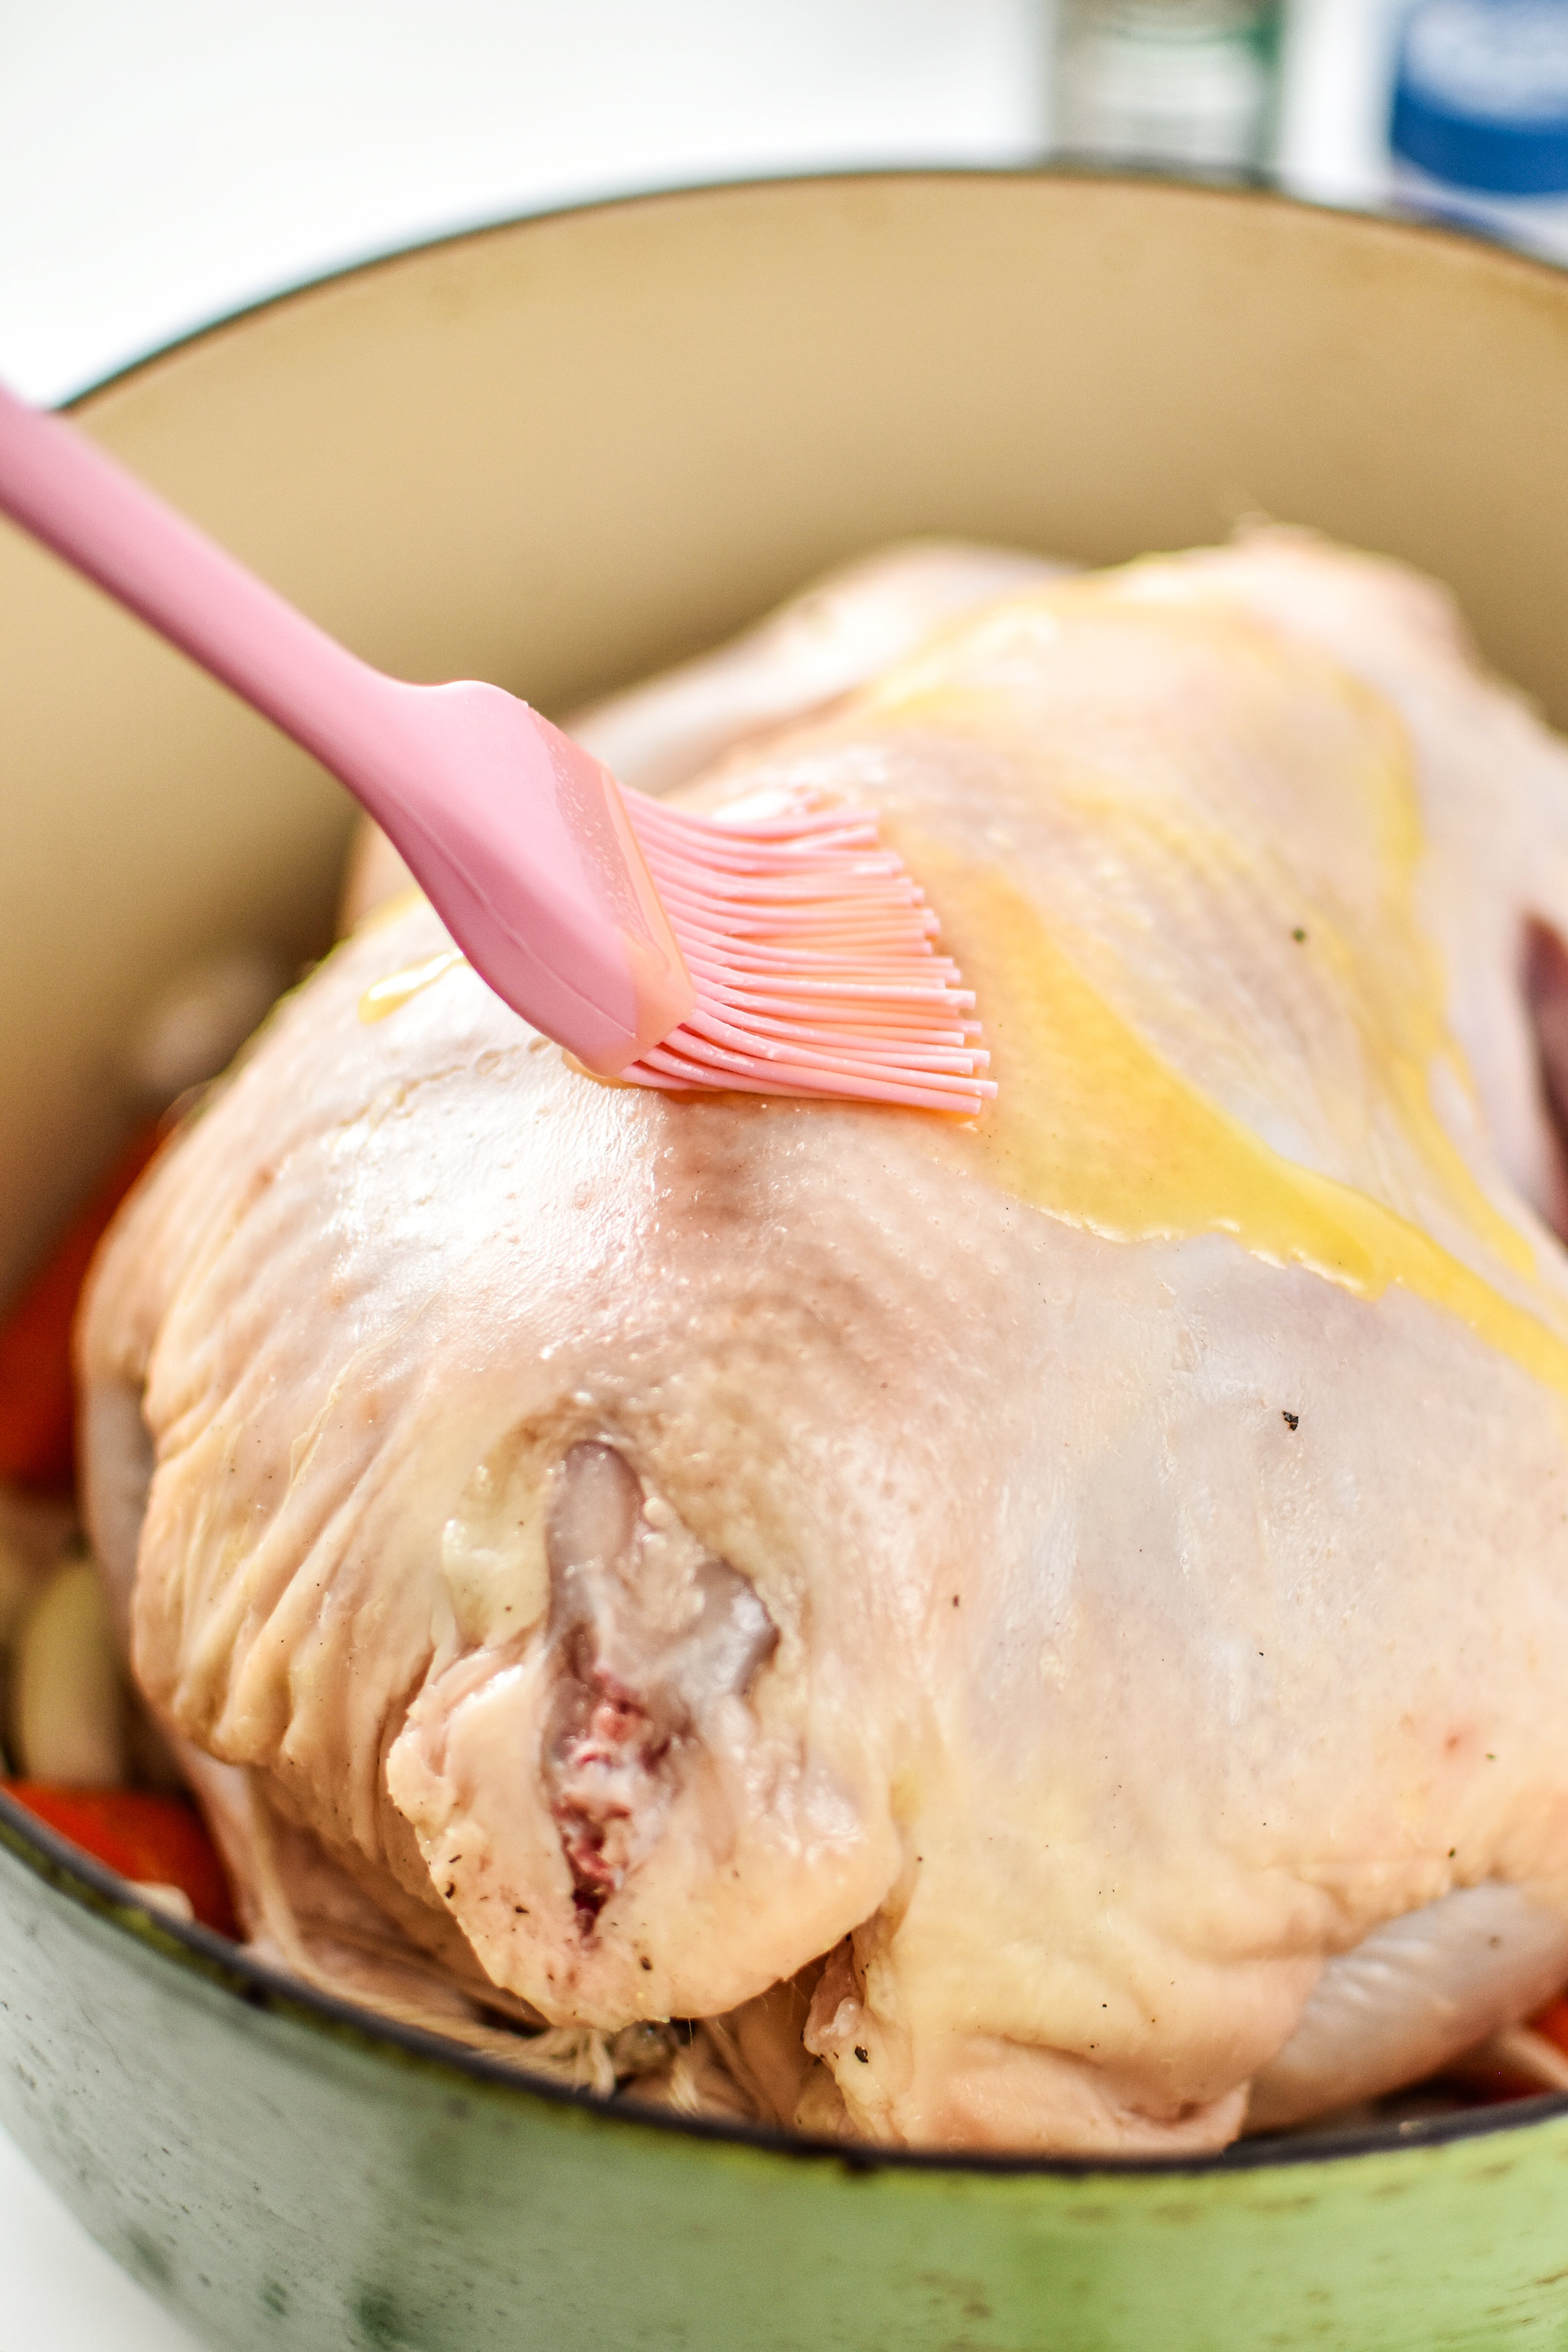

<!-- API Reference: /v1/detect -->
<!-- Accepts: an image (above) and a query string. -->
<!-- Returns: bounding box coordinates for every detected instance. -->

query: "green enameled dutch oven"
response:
[5,171,1568,2352]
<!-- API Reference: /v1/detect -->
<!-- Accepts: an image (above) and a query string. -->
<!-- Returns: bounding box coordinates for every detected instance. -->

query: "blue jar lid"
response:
[1391,0,1568,194]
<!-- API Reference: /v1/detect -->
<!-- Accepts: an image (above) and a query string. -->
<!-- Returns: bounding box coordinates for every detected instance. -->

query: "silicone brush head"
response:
[412,709,991,1108]
[619,785,995,1113]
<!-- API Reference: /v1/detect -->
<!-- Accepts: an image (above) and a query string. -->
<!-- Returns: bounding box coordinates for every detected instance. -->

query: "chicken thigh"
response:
[79,533,1568,2154]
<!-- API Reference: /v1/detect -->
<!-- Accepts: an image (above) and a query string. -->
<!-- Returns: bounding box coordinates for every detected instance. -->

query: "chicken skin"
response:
[79,534,1568,2153]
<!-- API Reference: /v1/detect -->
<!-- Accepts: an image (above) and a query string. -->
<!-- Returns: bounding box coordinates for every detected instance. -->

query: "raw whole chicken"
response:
[78,531,1568,2155]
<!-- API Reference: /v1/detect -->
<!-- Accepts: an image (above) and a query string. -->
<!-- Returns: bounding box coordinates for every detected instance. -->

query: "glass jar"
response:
[1054,0,1284,173]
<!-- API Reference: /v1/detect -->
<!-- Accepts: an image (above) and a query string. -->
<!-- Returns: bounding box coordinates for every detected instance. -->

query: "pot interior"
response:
[5,166,1568,2177]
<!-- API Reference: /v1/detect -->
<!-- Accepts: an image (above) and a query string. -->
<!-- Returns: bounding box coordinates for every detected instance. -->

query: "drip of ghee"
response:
[920,854,1568,1400]
[360,947,467,1024]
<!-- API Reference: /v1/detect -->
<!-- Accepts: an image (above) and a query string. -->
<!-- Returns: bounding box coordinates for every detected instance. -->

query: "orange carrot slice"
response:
[3,1782,238,1938]
[1530,1991,1568,2058]
[0,1122,164,1495]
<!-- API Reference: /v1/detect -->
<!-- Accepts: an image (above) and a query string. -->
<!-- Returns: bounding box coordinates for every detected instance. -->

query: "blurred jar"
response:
[1054,0,1284,172]
[1390,0,1568,262]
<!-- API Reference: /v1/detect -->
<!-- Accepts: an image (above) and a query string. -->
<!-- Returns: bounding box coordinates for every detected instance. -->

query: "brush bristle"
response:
[620,786,995,1113]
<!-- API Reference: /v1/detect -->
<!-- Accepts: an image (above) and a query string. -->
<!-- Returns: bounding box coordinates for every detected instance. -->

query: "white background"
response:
[0,0,1050,405]
[0,2,1395,2344]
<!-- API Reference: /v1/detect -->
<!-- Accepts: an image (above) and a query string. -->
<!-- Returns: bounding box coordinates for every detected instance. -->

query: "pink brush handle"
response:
[0,381,696,1073]
[0,378,393,792]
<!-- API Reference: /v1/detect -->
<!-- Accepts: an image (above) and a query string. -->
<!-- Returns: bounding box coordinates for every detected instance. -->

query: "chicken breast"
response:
[79,532,1568,2154]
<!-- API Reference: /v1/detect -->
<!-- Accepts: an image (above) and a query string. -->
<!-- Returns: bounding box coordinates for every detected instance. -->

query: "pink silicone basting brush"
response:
[0,381,992,1112]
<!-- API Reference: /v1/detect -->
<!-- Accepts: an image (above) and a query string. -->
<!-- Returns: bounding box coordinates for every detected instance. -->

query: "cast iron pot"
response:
[4,171,1568,2352]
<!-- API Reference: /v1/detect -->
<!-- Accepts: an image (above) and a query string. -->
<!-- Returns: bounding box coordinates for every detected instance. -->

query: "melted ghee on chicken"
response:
[851,585,1568,1393]
[920,854,1568,1395]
